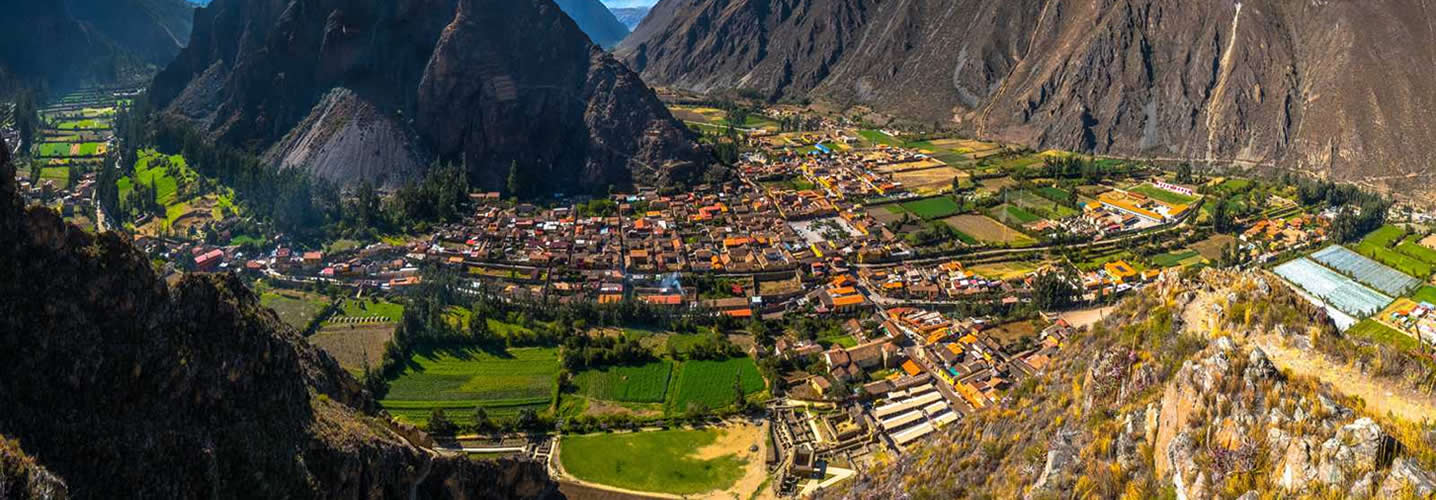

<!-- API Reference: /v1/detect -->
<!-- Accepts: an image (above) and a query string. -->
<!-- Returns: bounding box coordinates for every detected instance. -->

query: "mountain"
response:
[620,0,1436,198]
[555,0,630,49]
[0,0,194,91]
[0,139,559,498]
[151,0,705,192]
[610,7,649,31]
[836,270,1436,498]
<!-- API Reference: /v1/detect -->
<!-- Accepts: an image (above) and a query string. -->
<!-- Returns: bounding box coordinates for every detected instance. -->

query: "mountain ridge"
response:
[621,0,1436,200]
[153,0,706,192]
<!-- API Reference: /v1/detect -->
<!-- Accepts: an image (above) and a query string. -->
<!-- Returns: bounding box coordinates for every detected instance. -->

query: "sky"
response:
[602,0,660,8]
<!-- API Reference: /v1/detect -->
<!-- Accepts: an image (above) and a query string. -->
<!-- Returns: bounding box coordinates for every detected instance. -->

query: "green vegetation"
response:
[1150,250,1202,268]
[669,358,764,413]
[1413,286,1436,305]
[38,167,69,188]
[900,196,961,219]
[994,204,1041,224]
[382,346,559,426]
[1397,241,1436,267]
[56,119,106,130]
[573,361,674,403]
[1347,319,1421,351]
[1361,224,1406,248]
[1129,184,1197,205]
[34,143,70,157]
[858,129,900,146]
[334,299,405,322]
[560,429,748,495]
[259,291,331,330]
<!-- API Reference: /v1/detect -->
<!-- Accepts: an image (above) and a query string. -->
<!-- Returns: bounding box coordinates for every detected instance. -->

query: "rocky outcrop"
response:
[153,0,706,192]
[0,140,559,498]
[554,0,630,49]
[623,0,1436,199]
[611,7,650,31]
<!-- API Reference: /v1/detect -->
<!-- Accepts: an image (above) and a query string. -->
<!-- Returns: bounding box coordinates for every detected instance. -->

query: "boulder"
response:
[1381,457,1436,498]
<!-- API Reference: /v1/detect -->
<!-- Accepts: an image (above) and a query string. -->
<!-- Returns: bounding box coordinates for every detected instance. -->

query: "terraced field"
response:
[382,346,559,427]
[573,361,674,403]
[667,357,764,413]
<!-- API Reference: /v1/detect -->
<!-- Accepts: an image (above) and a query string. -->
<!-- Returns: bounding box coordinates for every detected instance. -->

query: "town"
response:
[6,86,1433,499]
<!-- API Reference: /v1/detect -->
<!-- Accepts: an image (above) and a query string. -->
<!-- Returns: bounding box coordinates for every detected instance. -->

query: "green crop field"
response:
[56,119,107,130]
[560,429,748,495]
[1151,250,1202,268]
[1036,186,1072,203]
[38,167,69,188]
[382,346,559,427]
[74,142,101,156]
[1361,225,1406,248]
[1397,241,1436,267]
[1412,286,1436,305]
[992,204,1041,224]
[1129,184,1197,205]
[334,299,405,322]
[34,143,70,157]
[900,196,961,219]
[858,129,900,146]
[1347,320,1420,351]
[573,361,674,403]
[1352,241,1433,279]
[668,358,764,413]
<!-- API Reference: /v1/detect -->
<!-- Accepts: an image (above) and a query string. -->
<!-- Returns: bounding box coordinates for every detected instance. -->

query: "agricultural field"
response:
[573,361,674,403]
[560,427,757,495]
[259,289,331,330]
[899,196,961,219]
[38,167,69,189]
[381,346,559,427]
[892,166,967,195]
[308,324,395,376]
[668,357,765,413]
[1340,242,1430,286]
[1412,286,1436,305]
[330,298,405,323]
[1362,225,1407,248]
[969,261,1040,280]
[942,215,1036,247]
[1150,250,1204,268]
[1128,184,1198,205]
[34,143,72,157]
[56,119,108,130]
[989,204,1041,225]
[1348,318,1421,352]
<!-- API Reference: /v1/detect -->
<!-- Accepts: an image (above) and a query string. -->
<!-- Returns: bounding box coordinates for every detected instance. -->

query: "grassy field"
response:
[38,167,69,188]
[259,290,331,330]
[1413,286,1436,305]
[333,299,405,322]
[561,428,749,495]
[573,361,674,403]
[34,143,71,157]
[1362,225,1407,248]
[1129,184,1197,205]
[669,358,765,413]
[382,346,559,426]
[1397,241,1436,267]
[900,196,961,219]
[991,204,1041,224]
[56,119,107,130]
[1151,250,1203,268]
[1348,319,1421,351]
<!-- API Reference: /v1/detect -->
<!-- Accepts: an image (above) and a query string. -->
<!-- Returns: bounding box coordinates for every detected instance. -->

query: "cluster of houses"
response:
[1241,213,1329,261]
[1378,302,1436,347]
[857,261,1019,302]
[1079,260,1163,298]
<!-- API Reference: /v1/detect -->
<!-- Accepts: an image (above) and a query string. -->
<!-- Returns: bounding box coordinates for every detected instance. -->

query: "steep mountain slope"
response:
[152,0,705,191]
[622,0,1436,198]
[832,270,1436,499]
[555,0,630,49]
[0,140,557,498]
[611,7,650,31]
[0,0,193,90]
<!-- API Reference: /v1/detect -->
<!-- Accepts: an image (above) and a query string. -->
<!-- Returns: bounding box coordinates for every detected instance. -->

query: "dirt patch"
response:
[1057,306,1117,330]
[584,399,662,418]
[309,323,396,375]
[1191,234,1236,261]
[1421,234,1436,251]
[691,424,759,460]
[692,423,772,500]
[1254,335,1436,425]
[943,215,1035,245]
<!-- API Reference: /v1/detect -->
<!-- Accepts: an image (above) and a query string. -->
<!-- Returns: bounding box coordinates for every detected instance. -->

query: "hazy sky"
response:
[602,0,659,7]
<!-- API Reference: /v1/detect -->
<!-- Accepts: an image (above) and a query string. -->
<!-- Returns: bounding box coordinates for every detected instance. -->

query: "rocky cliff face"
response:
[623,0,1436,199]
[831,270,1436,499]
[0,140,558,498]
[0,0,193,90]
[555,0,630,49]
[153,0,705,192]
[611,7,650,31]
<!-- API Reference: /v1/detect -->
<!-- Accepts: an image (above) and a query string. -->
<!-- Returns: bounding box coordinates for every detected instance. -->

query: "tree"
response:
[1032,270,1079,310]
[473,407,492,433]
[515,408,540,431]
[428,408,457,436]
[506,160,523,198]
[469,305,493,343]
[733,373,747,411]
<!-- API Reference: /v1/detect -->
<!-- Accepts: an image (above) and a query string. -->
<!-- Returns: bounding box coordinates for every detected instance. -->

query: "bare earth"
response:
[1253,335,1436,424]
